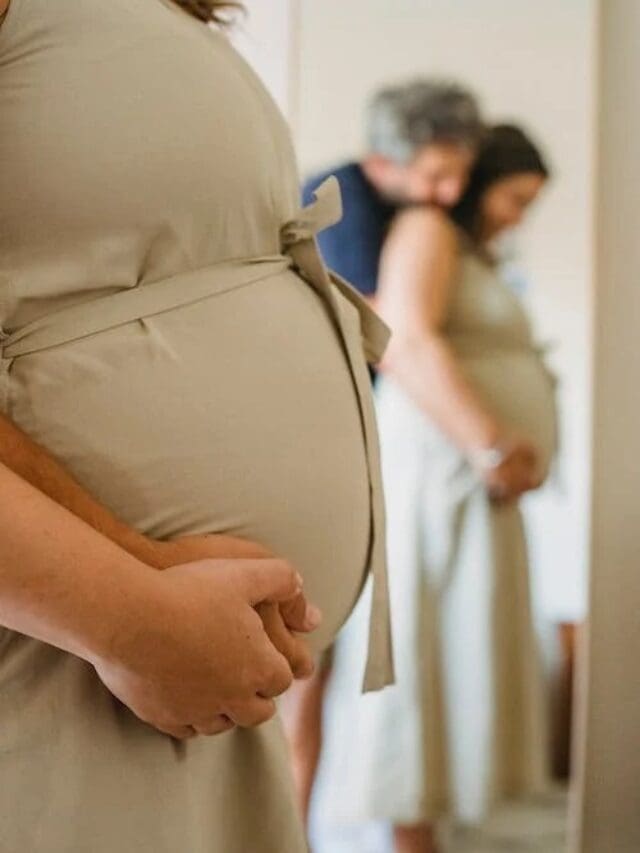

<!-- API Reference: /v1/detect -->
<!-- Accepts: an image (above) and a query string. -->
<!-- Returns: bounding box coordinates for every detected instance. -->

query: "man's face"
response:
[368,143,475,208]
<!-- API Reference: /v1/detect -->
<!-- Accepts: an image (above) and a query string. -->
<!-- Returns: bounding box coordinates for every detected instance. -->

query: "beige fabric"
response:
[0,1,391,850]
[315,248,558,826]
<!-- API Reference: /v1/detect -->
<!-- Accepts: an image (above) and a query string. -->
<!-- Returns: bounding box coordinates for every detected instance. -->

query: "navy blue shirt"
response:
[302,162,397,297]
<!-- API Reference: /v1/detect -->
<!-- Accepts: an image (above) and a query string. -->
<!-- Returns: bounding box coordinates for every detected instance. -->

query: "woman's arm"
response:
[0,459,147,661]
[0,413,164,563]
[377,207,502,453]
[0,460,307,736]
[0,0,9,18]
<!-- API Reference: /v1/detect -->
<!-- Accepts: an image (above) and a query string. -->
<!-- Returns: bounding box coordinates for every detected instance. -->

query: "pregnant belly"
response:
[463,352,558,475]
[377,351,557,481]
[8,270,371,651]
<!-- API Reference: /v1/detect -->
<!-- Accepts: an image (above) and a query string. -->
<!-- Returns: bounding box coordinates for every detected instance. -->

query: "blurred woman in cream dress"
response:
[315,126,557,853]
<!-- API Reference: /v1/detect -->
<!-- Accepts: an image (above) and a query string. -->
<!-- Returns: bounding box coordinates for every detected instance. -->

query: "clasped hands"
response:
[93,534,321,740]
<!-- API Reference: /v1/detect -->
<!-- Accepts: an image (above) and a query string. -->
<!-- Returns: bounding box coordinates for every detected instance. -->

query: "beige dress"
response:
[315,247,558,827]
[0,1,392,850]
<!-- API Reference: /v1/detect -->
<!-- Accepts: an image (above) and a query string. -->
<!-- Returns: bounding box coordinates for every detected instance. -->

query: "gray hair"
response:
[367,79,484,163]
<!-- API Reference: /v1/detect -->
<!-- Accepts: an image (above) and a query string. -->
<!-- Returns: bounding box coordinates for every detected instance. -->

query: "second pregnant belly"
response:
[463,352,558,476]
[9,270,371,651]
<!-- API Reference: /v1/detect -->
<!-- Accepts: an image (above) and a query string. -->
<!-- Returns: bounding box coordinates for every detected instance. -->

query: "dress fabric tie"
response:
[282,177,394,691]
[0,176,394,691]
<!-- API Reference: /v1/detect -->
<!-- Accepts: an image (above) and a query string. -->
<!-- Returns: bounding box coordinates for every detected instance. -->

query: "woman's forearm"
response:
[0,461,151,662]
[383,333,503,455]
[0,413,162,564]
[0,415,273,569]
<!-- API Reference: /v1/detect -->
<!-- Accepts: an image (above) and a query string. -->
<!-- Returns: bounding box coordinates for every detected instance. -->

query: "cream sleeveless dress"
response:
[315,248,558,828]
[0,2,393,850]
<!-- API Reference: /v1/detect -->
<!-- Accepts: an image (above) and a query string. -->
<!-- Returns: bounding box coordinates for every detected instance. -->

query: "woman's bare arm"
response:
[0,1,10,18]
[0,414,274,566]
[0,413,165,563]
[377,207,503,454]
[0,460,310,735]
[0,460,148,660]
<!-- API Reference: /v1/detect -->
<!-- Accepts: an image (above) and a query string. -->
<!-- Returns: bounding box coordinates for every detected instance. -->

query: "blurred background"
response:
[236,0,595,639]
[232,3,638,852]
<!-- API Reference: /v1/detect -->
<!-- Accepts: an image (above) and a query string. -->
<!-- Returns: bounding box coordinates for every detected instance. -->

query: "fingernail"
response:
[295,572,304,590]
[305,604,322,629]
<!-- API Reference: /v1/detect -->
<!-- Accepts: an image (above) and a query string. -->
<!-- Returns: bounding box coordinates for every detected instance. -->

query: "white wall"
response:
[231,0,298,120]
[295,0,597,622]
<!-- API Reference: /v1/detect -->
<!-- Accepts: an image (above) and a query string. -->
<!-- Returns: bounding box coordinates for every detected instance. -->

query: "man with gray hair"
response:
[303,78,484,298]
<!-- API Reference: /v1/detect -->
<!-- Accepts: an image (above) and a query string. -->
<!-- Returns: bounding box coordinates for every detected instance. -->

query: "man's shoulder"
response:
[302,161,366,204]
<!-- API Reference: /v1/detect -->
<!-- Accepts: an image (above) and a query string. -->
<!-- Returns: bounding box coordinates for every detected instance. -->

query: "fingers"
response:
[226,695,278,728]
[278,592,323,634]
[156,723,198,740]
[240,561,322,636]
[255,643,295,697]
[240,559,303,606]
[241,607,296,697]
[280,636,315,682]
[192,715,236,737]
[157,718,235,739]
[256,602,315,680]
[277,592,306,631]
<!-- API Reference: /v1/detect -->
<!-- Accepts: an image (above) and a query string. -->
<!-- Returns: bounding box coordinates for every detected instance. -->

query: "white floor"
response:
[311,790,568,853]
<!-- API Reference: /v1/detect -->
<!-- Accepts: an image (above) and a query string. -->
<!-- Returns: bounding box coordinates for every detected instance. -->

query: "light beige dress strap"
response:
[0,258,289,360]
[282,177,394,691]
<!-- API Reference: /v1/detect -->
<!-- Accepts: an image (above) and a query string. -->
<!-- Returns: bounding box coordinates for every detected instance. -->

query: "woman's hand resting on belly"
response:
[145,534,321,682]
[471,432,543,505]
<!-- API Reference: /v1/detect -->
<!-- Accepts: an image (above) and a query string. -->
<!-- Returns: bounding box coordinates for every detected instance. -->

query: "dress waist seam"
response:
[1,254,292,361]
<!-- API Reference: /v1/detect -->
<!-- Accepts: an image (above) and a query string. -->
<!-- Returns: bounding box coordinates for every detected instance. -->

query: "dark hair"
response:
[451,124,550,240]
[367,79,484,163]
[172,0,243,24]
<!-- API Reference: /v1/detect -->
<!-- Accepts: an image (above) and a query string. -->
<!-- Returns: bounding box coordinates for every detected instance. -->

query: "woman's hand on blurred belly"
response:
[475,434,544,504]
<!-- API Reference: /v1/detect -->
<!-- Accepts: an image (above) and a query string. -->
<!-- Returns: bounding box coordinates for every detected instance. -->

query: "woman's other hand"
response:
[477,435,543,504]
[146,534,320,681]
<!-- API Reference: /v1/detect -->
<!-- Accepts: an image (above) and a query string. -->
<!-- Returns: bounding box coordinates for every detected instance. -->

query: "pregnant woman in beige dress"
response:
[0,1,392,850]
[315,126,557,853]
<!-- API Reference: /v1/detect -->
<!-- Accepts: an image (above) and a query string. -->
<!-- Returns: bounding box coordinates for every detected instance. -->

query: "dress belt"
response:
[0,177,394,692]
